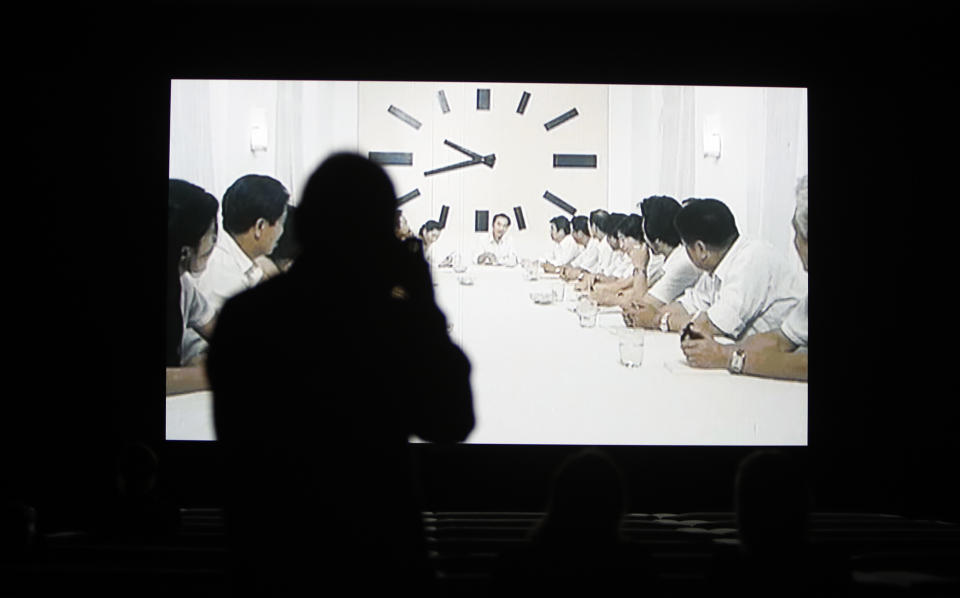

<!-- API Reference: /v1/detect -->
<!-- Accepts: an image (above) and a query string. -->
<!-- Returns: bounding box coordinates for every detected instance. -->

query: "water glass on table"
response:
[576,296,599,327]
[617,328,645,367]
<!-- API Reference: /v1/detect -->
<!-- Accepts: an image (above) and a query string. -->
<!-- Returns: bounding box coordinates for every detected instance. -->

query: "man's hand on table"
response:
[680,321,734,369]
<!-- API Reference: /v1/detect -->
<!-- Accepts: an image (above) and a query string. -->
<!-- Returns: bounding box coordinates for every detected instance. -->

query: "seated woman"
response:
[166,179,220,395]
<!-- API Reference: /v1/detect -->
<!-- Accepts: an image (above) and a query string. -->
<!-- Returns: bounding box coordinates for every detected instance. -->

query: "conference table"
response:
[166,264,807,445]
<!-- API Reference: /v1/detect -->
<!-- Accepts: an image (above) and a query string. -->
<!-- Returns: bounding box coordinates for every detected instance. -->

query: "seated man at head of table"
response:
[621,195,701,328]
[196,174,290,312]
[681,177,808,381]
[541,215,582,273]
[656,198,805,348]
[475,212,518,266]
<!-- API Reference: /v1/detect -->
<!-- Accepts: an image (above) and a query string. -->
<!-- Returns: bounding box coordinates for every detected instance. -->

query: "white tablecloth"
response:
[166,264,807,445]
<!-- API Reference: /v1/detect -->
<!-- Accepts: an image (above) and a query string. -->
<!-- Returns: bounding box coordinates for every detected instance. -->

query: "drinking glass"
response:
[618,329,645,367]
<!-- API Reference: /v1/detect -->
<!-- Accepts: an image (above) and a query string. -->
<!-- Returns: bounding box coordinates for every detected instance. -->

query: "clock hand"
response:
[444,139,483,161]
[443,140,496,169]
[424,157,481,177]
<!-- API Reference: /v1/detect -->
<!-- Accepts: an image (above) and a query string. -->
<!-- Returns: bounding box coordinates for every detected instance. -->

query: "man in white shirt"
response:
[564,215,597,269]
[621,196,701,328]
[419,219,452,267]
[590,214,650,305]
[475,213,518,266]
[657,198,804,343]
[561,209,608,281]
[197,174,289,311]
[575,213,631,289]
[542,215,581,273]
[682,178,808,380]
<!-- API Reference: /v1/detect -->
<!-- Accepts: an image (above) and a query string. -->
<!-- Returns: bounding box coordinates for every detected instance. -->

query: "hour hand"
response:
[424,157,480,177]
[444,139,482,160]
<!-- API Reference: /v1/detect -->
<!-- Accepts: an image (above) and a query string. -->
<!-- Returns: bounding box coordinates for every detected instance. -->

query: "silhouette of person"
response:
[713,449,849,597]
[492,448,656,597]
[206,152,475,597]
[97,442,179,541]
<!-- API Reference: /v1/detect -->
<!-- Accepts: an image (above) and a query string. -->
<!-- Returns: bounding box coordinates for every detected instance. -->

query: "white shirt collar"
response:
[712,236,745,283]
[222,231,263,283]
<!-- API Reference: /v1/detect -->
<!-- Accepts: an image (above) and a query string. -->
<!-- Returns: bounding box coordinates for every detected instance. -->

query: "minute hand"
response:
[424,157,481,177]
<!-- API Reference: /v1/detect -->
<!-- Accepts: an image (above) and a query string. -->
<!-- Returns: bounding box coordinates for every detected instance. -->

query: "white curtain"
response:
[168,79,215,194]
[658,86,697,202]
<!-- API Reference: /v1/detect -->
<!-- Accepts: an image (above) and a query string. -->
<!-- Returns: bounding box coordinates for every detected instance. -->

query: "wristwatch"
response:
[729,348,746,374]
[659,312,670,332]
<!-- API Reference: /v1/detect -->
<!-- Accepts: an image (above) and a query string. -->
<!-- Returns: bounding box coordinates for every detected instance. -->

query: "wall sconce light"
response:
[703,115,721,159]
[250,107,268,154]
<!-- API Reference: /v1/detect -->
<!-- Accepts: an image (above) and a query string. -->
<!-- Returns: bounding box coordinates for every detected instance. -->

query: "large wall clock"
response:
[357,81,609,260]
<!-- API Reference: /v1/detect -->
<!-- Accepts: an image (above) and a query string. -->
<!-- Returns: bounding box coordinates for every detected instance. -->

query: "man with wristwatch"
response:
[680,177,809,382]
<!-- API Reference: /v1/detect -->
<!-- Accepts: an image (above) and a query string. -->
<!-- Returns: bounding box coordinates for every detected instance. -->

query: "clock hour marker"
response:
[438,205,450,228]
[438,90,450,114]
[477,89,490,111]
[553,154,598,168]
[513,206,527,230]
[544,108,579,131]
[543,190,577,215]
[388,105,422,130]
[475,210,489,232]
[517,91,531,114]
[396,188,421,206]
[369,151,413,166]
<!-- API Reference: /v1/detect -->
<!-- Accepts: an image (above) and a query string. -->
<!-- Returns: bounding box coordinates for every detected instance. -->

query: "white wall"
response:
[608,84,808,273]
[170,81,806,272]
[169,79,358,204]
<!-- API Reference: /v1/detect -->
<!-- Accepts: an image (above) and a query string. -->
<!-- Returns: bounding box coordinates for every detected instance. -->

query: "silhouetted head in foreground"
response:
[115,441,160,500]
[537,447,627,545]
[735,449,810,555]
[296,153,397,261]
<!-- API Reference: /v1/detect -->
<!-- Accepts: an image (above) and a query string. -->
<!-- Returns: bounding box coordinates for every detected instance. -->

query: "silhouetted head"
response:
[297,153,397,257]
[538,448,626,544]
[115,442,160,499]
[735,449,810,555]
[1,499,37,557]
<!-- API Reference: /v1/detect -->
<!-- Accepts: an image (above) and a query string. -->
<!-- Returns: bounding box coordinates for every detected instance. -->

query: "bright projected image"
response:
[166,80,808,445]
